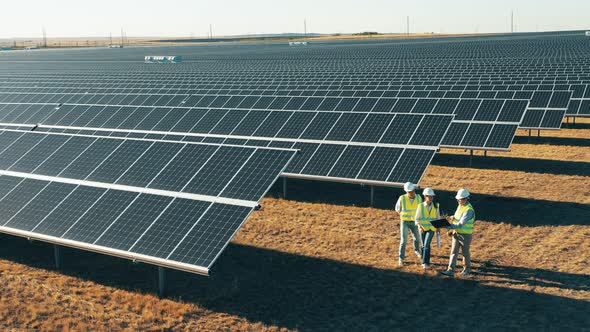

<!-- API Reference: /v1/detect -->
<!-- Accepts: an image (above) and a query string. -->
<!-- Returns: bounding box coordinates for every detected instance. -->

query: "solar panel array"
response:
[0,31,588,275]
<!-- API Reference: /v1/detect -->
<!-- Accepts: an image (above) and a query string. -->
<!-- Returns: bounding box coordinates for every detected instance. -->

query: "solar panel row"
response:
[0,91,560,113]
[0,105,452,185]
[0,129,297,274]
[0,96,526,148]
[0,88,563,129]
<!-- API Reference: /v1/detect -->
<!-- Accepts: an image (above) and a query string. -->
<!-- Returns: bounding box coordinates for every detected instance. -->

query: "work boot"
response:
[422,264,431,270]
[440,270,454,277]
[460,269,471,276]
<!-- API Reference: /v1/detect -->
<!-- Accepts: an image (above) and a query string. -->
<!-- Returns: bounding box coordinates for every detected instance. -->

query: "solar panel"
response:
[0,129,297,275]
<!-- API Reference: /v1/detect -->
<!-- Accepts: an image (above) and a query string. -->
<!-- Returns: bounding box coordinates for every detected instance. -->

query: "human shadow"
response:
[268,179,590,226]
[476,261,590,292]
[0,236,588,331]
[432,153,590,177]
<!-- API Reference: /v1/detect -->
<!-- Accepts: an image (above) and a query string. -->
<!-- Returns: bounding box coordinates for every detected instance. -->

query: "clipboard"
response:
[431,218,451,228]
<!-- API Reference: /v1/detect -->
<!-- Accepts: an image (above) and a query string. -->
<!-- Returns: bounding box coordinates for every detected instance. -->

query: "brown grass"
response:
[0,119,588,331]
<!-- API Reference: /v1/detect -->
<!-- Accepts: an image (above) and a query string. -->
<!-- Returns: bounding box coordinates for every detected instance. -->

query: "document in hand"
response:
[431,218,451,228]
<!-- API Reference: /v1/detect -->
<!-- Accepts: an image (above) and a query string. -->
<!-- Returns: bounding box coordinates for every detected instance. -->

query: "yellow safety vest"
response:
[417,202,439,232]
[453,203,475,234]
[399,194,422,222]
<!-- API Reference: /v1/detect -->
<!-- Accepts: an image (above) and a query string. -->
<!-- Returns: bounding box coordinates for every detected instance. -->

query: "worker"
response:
[441,189,475,277]
[415,187,440,270]
[395,182,423,266]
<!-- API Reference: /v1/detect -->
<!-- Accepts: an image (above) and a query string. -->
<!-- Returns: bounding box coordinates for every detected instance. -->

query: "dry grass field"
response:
[0,33,473,49]
[0,119,588,331]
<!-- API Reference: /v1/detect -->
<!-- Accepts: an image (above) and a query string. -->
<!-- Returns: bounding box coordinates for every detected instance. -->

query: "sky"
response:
[1,0,589,38]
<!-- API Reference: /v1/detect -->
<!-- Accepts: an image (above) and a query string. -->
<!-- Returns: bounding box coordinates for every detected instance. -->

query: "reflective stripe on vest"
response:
[400,194,422,221]
[419,202,439,232]
[453,203,475,234]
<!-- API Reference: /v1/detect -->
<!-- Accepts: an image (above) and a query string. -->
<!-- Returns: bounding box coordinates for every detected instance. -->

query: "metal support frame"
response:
[538,130,541,137]
[158,266,167,297]
[370,186,375,207]
[282,177,287,199]
[54,244,63,269]
[484,150,487,157]
[469,149,473,167]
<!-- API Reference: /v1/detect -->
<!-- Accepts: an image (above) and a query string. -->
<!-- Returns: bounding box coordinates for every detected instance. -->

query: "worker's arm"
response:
[414,207,421,227]
[394,197,402,215]
[447,209,474,229]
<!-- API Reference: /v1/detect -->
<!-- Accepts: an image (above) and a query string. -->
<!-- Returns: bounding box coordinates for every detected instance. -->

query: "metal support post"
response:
[370,186,375,207]
[158,266,167,297]
[484,150,487,157]
[469,149,473,167]
[282,177,287,199]
[538,130,541,137]
[54,244,63,269]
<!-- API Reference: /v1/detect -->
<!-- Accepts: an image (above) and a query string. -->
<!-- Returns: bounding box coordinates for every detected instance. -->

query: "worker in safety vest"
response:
[395,182,423,266]
[441,189,476,277]
[415,188,440,270]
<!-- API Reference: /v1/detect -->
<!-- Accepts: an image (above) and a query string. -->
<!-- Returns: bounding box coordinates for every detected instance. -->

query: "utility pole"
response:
[511,10,514,33]
[42,26,47,48]
[109,32,112,46]
[304,19,307,37]
[121,27,124,45]
[406,16,410,36]
[209,24,213,39]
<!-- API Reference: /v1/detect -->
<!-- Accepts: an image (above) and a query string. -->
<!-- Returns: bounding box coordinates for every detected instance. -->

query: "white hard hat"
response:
[403,182,417,192]
[423,188,435,196]
[455,188,470,199]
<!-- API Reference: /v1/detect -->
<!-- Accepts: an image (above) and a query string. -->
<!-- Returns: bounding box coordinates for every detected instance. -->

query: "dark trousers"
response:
[421,230,434,265]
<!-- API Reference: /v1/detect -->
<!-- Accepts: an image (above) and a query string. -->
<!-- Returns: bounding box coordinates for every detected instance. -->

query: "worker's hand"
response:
[419,225,425,232]
[447,230,454,237]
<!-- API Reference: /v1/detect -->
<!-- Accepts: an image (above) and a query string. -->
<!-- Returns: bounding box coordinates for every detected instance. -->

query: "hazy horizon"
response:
[1,0,589,39]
